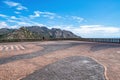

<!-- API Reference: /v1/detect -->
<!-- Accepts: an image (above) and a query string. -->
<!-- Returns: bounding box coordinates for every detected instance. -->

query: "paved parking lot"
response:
[0,41,120,80]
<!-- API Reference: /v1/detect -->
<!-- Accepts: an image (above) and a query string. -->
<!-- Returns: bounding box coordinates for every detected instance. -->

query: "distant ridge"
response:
[0,26,80,39]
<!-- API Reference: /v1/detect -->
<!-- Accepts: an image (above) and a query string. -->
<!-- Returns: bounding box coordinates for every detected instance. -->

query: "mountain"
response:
[26,26,52,39]
[0,28,14,35]
[4,27,39,39]
[0,28,15,39]
[26,26,79,39]
[50,28,78,38]
[0,26,79,40]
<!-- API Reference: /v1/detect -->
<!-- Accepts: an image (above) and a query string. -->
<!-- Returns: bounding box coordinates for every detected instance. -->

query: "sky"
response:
[0,0,120,38]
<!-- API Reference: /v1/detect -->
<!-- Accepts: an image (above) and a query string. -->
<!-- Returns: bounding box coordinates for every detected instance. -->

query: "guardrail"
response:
[0,38,120,43]
[83,38,120,43]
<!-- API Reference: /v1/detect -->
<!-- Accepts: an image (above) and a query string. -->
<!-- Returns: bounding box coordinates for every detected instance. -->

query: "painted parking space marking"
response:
[0,45,26,51]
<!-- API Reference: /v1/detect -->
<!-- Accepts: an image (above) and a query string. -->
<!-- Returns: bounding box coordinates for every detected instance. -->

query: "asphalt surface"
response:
[22,56,105,80]
[0,42,80,64]
[0,41,120,80]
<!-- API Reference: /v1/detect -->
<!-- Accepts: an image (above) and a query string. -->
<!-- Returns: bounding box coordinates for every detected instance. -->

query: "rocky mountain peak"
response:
[0,26,80,39]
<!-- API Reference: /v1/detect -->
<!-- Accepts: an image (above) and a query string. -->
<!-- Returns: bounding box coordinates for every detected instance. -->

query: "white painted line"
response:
[14,45,20,50]
[4,45,9,51]
[18,45,25,50]
[0,46,3,51]
[117,51,120,53]
[10,45,14,50]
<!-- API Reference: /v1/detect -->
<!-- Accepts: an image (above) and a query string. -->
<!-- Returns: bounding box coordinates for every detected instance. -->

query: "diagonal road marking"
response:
[0,46,3,51]
[18,45,25,50]
[14,45,20,50]
[0,45,26,51]
[10,45,14,51]
[3,45,9,51]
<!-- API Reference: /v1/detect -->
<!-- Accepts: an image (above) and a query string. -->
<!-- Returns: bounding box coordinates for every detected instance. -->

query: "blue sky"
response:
[0,0,120,38]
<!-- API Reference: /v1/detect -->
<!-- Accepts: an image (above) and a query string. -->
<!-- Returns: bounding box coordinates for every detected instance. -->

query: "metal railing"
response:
[0,38,120,43]
[82,38,120,43]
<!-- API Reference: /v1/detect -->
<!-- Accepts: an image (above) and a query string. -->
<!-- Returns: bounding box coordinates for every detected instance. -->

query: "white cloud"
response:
[0,22,9,28]
[30,11,40,18]
[0,14,8,18]
[10,25,18,29]
[7,16,21,23]
[40,11,61,19]
[30,23,46,26]
[42,15,54,19]
[4,1,19,7]
[7,15,46,28]
[4,1,27,10]
[49,25,120,38]
[17,22,31,26]
[30,11,62,19]
[12,21,46,28]
[79,25,120,33]
[16,5,27,10]
[14,11,21,14]
[10,16,18,19]
[40,11,56,15]
[7,19,17,23]
[71,16,84,23]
